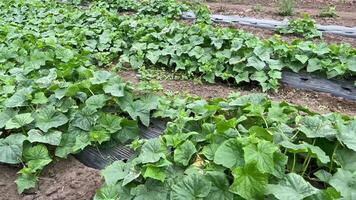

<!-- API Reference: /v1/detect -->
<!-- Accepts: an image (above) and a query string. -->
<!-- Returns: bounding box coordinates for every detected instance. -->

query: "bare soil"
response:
[205,1,356,27]
[0,156,102,200]
[120,70,356,116]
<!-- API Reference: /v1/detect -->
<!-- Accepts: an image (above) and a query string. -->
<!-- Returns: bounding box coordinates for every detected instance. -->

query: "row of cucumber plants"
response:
[95,93,356,200]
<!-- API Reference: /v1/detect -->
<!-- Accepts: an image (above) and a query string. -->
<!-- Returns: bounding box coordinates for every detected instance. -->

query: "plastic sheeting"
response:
[74,119,166,169]
[182,11,356,38]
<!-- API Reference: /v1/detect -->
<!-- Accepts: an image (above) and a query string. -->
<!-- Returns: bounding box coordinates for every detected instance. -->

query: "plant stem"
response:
[301,139,316,176]
[301,155,312,176]
[291,153,296,173]
[329,142,339,173]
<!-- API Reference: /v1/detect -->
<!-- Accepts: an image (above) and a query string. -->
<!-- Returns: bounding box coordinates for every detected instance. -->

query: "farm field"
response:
[0,0,355,199]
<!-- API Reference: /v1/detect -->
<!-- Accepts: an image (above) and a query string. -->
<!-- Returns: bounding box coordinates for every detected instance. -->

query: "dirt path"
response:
[0,156,102,200]
[120,70,356,116]
[206,2,356,27]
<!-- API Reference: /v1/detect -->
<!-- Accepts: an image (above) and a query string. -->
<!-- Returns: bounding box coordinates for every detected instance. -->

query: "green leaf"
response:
[5,113,34,129]
[243,140,278,173]
[56,48,74,62]
[337,120,356,152]
[113,119,138,143]
[31,92,48,104]
[4,88,33,108]
[346,56,356,72]
[254,45,271,61]
[138,138,166,164]
[94,184,127,200]
[314,170,332,183]
[98,113,122,134]
[15,173,37,194]
[296,54,309,64]
[335,148,356,172]
[131,183,168,200]
[73,133,91,152]
[101,161,128,185]
[23,144,52,172]
[123,100,151,126]
[229,163,267,199]
[279,141,330,164]
[307,58,322,72]
[329,169,356,200]
[174,140,196,166]
[28,129,62,146]
[206,172,235,200]
[171,173,212,200]
[72,107,98,131]
[213,138,244,169]
[90,71,113,85]
[188,46,205,59]
[103,82,125,97]
[247,56,266,70]
[55,133,76,158]
[298,116,337,138]
[143,165,166,182]
[85,94,107,110]
[0,134,27,164]
[266,173,319,200]
[146,51,160,64]
[89,129,111,144]
[34,106,68,132]
[0,109,17,129]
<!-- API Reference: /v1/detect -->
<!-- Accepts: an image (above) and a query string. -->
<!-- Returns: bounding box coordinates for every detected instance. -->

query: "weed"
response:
[277,0,295,16]
[319,6,338,18]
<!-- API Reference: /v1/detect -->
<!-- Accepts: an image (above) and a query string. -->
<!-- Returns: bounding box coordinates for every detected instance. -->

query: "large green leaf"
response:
[131,182,168,200]
[174,140,196,166]
[112,119,139,143]
[337,120,356,152]
[103,82,125,97]
[4,88,33,108]
[28,129,62,146]
[138,138,166,164]
[98,113,123,134]
[23,144,52,172]
[229,163,267,199]
[101,161,129,185]
[266,173,319,200]
[171,173,212,200]
[0,109,17,128]
[5,113,34,129]
[243,140,278,173]
[334,148,356,172]
[85,94,107,110]
[213,138,244,169]
[34,106,68,132]
[15,173,38,194]
[0,134,27,164]
[279,141,330,164]
[298,116,337,138]
[247,56,266,70]
[329,169,356,200]
[206,172,235,200]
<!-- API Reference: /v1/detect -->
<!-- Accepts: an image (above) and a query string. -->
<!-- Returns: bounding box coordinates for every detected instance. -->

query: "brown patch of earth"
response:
[205,1,356,27]
[0,156,102,200]
[120,70,356,116]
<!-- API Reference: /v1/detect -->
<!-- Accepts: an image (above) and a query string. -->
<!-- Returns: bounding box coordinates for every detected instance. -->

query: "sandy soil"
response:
[120,70,356,116]
[0,156,102,200]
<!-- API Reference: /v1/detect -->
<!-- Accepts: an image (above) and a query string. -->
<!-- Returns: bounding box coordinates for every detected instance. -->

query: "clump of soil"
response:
[0,156,102,200]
